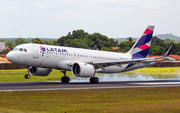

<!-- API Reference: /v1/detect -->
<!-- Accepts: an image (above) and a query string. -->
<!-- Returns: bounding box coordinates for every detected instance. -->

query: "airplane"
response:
[6,25,174,84]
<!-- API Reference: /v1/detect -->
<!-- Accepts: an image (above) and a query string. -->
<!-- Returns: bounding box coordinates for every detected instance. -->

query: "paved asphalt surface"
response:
[0,79,180,92]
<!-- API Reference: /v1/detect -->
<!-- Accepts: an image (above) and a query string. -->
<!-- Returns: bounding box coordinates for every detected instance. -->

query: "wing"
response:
[89,58,155,69]
[88,44,174,69]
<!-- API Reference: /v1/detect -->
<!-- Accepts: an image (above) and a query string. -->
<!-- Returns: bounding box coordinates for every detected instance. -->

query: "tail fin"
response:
[128,25,154,59]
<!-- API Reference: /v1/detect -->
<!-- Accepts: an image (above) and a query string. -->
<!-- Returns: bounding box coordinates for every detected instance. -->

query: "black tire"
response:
[90,77,99,84]
[25,74,30,79]
[24,74,27,79]
[65,77,70,83]
[90,77,93,83]
[61,76,70,83]
[94,77,99,84]
[61,76,66,83]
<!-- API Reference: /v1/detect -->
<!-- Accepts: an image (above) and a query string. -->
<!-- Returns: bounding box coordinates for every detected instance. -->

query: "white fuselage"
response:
[7,43,154,74]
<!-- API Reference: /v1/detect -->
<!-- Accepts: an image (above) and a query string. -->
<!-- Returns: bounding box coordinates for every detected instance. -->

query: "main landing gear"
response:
[90,73,99,84]
[24,69,30,79]
[61,71,70,83]
[90,77,99,84]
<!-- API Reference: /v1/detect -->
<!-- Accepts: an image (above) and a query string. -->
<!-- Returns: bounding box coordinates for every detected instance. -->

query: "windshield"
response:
[12,48,27,52]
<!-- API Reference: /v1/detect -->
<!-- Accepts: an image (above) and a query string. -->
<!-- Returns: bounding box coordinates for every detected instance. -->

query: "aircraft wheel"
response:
[94,77,99,84]
[61,76,66,83]
[90,77,99,84]
[65,77,70,83]
[90,77,93,83]
[25,74,30,79]
[61,76,70,83]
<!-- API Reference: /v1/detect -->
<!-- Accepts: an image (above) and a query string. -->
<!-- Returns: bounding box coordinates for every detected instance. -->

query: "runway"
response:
[0,79,180,92]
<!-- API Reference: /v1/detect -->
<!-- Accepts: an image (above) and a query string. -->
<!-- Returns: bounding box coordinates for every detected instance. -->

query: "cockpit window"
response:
[20,48,23,51]
[13,48,20,51]
[12,48,27,52]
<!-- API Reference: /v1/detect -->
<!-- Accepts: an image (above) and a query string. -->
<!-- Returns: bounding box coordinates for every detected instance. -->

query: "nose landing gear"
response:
[25,69,30,79]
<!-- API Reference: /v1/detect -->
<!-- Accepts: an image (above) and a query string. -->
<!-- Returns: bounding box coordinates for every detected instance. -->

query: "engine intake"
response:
[29,67,52,76]
[71,62,95,77]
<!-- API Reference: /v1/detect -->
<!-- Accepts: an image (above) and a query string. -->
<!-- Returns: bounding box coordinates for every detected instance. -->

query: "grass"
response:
[0,67,180,82]
[0,69,71,82]
[124,67,180,78]
[0,67,180,113]
[0,87,180,113]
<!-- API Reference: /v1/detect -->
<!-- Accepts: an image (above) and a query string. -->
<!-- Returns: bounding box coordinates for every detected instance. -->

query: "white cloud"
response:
[0,0,180,38]
[141,1,169,9]
[33,2,50,9]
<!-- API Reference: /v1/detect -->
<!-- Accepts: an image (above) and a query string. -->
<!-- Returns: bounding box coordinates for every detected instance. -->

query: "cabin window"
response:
[24,49,27,52]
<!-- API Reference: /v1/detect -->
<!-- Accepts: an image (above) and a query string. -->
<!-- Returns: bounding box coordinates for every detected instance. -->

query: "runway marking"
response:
[1,85,180,92]
[130,82,180,85]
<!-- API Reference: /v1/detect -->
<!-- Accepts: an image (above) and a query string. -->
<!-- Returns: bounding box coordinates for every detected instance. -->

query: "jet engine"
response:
[71,62,95,77]
[29,67,52,76]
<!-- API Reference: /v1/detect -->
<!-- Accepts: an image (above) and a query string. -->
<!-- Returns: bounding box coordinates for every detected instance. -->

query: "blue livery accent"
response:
[133,48,149,59]
[134,32,153,48]
[126,63,136,68]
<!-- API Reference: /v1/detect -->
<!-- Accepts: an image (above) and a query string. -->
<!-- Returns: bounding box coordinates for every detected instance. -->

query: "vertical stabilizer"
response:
[128,25,154,59]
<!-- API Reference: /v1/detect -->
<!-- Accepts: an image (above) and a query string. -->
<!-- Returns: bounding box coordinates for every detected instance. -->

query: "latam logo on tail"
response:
[40,46,68,56]
[137,28,153,51]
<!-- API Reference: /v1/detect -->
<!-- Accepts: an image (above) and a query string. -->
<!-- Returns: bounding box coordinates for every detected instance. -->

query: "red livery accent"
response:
[144,29,153,34]
[138,44,149,50]
[40,46,45,49]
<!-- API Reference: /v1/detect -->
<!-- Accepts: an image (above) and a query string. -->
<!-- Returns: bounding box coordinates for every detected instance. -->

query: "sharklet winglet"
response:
[164,44,174,57]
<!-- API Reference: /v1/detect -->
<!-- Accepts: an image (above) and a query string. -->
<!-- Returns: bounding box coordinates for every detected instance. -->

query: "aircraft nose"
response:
[6,52,14,62]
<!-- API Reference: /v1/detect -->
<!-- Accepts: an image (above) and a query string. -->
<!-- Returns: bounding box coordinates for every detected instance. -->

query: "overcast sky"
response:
[0,0,180,38]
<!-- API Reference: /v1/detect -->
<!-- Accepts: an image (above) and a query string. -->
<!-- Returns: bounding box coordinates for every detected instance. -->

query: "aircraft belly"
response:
[122,62,155,72]
[97,65,128,73]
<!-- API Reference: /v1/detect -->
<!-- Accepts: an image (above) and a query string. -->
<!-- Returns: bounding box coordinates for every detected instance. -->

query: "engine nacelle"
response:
[29,67,52,76]
[71,62,95,77]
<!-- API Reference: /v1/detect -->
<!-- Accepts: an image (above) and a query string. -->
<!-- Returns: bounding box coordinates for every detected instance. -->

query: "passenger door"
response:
[32,45,39,58]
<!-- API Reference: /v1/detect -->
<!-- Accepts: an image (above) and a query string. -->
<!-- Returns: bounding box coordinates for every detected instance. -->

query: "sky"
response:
[0,0,180,38]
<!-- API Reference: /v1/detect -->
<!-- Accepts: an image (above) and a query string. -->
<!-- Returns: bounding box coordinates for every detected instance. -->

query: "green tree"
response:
[64,39,89,49]
[15,38,27,45]
[56,30,116,50]
[127,37,133,42]
[49,40,58,45]
[149,36,169,55]
[1,48,9,54]
[164,39,175,43]
[119,38,135,53]
[101,47,112,51]
[6,42,14,50]
[57,36,67,46]
[72,30,88,39]
[31,38,43,44]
